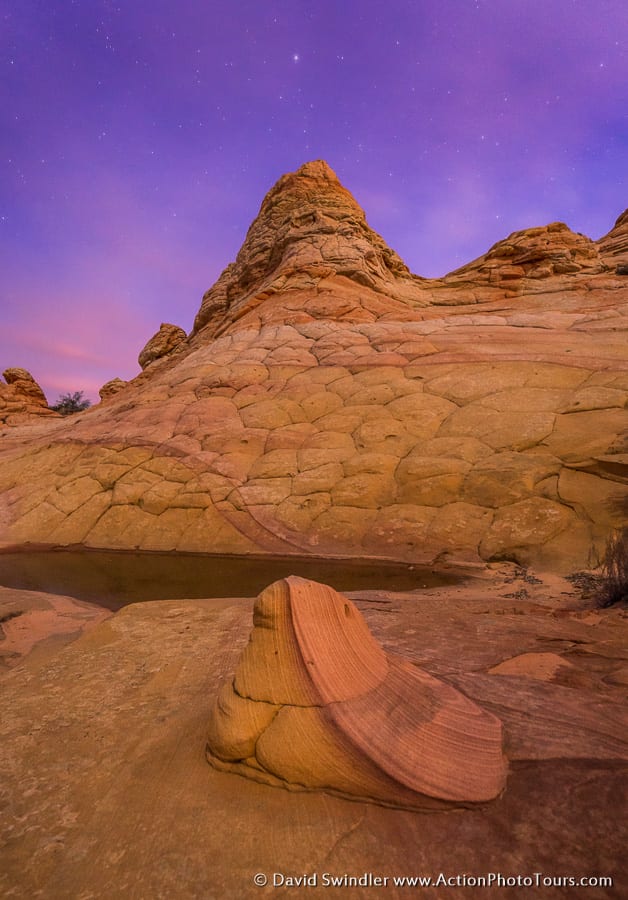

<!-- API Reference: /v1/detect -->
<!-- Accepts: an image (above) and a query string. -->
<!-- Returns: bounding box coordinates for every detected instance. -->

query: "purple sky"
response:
[1,0,626,403]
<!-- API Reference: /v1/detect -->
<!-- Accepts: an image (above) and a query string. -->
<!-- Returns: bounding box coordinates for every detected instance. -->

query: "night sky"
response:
[1,0,626,403]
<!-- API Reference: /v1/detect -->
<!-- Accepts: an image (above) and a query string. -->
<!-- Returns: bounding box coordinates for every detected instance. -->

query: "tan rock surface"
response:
[0,567,626,898]
[0,162,626,569]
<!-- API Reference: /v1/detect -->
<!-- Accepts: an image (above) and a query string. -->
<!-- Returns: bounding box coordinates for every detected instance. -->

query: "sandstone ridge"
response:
[0,162,626,570]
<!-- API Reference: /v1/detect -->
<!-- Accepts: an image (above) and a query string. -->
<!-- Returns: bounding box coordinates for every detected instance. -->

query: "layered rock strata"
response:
[0,162,626,569]
[206,576,507,808]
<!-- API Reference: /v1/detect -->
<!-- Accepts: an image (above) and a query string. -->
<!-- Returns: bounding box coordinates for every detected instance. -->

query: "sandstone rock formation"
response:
[193,159,425,340]
[2,367,48,407]
[138,322,188,370]
[99,377,129,401]
[0,367,55,426]
[0,162,626,569]
[207,575,507,808]
[598,208,628,267]
[444,221,603,288]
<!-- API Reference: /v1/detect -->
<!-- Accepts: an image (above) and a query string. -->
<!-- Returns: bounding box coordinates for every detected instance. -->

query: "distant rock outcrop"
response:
[99,377,129,401]
[2,368,48,406]
[445,221,603,288]
[0,162,626,570]
[138,323,188,370]
[207,576,507,808]
[0,368,55,426]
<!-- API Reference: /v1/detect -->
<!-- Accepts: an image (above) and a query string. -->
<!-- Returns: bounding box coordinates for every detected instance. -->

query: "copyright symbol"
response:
[254,873,267,886]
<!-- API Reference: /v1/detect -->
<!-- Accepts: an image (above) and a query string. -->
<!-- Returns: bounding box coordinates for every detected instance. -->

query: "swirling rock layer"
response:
[206,576,507,808]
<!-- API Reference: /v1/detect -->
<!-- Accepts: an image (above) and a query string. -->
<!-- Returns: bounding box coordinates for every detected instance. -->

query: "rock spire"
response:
[192,160,424,338]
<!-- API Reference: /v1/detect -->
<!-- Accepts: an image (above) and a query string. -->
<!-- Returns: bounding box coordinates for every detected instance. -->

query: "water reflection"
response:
[0,549,459,611]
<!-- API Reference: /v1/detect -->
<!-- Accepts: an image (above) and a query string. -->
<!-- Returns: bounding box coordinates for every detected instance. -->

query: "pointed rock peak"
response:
[296,159,340,179]
[192,161,422,338]
[281,158,341,184]
[252,157,365,229]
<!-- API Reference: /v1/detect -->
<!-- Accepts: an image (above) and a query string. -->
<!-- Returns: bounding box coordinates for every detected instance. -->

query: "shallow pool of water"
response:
[0,548,459,611]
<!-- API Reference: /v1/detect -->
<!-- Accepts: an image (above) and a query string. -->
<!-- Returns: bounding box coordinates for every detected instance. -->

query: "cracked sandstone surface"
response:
[0,161,626,570]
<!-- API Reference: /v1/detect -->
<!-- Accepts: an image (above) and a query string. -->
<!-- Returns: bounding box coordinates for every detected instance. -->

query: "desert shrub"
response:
[51,390,91,416]
[598,527,628,608]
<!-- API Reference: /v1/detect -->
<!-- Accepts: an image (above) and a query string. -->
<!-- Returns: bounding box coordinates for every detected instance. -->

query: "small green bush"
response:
[51,390,91,416]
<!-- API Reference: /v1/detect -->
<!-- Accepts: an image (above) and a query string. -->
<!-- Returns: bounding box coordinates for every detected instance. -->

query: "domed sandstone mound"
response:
[0,162,626,569]
[206,576,508,809]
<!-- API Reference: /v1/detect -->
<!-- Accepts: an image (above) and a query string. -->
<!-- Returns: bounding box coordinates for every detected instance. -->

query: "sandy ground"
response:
[0,564,626,899]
